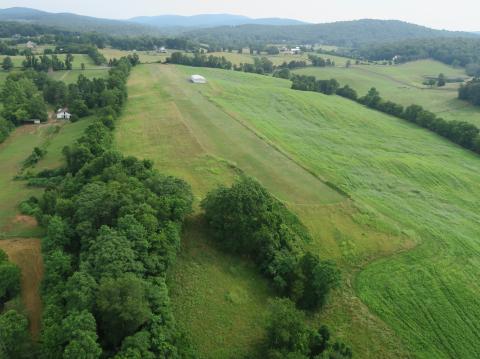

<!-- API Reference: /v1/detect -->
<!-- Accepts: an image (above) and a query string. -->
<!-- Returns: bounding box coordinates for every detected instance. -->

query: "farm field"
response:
[100,47,168,63]
[0,119,94,237]
[117,63,480,359]
[294,60,480,126]
[115,63,414,358]
[0,117,97,338]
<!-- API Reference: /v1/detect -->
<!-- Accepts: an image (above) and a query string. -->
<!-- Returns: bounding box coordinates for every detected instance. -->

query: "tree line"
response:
[11,57,198,358]
[201,177,351,357]
[290,74,480,153]
[22,53,75,71]
[166,52,233,70]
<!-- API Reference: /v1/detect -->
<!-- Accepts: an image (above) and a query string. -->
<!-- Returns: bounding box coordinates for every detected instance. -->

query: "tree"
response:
[81,63,85,71]
[0,250,21,304]
[0,310,32,358]
[345,60,351,68]
[2,56,13,71]
[65,53,74,71]
[62,310,101,359]
[437,73,446,87]
[96,274,152,347]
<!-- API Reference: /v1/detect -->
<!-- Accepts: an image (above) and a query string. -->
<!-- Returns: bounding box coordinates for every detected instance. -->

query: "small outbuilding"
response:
[190,75,207,84]
[56,108,71,120]
[23,119,41,125]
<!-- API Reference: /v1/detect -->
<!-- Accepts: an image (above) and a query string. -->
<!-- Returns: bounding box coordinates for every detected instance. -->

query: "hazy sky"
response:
[2,0,480,31]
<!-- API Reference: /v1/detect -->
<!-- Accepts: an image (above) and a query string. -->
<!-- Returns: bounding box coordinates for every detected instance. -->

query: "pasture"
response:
[0,119,94,237]
[100,48,168,63]
[182,65,480,359]
[115,63,417,358]
[294,60,480,126]
[116,63,480,359]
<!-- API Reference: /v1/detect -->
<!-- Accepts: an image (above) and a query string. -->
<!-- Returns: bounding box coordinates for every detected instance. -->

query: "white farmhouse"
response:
[190,75,207,84]
[56,108,72,120]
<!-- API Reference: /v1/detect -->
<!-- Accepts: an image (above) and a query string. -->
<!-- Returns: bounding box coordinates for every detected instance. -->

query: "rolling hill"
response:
[0,7,161,35]
[114,63,480,358]
[185,19,479,47]
[129,14,308,28]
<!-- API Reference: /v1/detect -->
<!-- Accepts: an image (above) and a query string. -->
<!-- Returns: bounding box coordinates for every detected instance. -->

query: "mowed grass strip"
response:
[115,64,412,359]
[184,66,480,359]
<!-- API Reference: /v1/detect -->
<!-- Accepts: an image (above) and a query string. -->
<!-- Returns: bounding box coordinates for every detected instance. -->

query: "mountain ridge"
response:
[129,13,308,28]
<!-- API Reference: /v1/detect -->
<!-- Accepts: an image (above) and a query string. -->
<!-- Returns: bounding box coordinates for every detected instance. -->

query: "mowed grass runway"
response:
[115,64,419,358]
[294,60,480,126]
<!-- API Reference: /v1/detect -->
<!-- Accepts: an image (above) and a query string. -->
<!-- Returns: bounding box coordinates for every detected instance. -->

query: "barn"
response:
[190,75,207,84]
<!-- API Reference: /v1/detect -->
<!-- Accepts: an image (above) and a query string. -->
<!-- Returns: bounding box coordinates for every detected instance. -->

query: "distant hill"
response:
[0,7,162,36]
[129,14,308,28]
[185,19,479,48]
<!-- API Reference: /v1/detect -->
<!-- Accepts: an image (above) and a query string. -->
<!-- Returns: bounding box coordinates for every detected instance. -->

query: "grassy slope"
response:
[0,119,93,237]
[294,60,480,126]
[183,66,480,359]
[115,64,412,358]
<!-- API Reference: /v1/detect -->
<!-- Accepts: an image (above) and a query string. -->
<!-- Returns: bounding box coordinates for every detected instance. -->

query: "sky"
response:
[1,0,480,31]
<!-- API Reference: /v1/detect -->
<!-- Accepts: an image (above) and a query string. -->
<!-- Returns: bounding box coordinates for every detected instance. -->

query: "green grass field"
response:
[100,48,169,63]
[0,119,94,238]
[115,63,480,359]
[293,60,480,126]
[115,64,415,358]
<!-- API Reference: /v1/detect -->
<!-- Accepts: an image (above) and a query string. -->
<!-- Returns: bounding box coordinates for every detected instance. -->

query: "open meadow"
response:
[115,63,419,358]
[115,63,480,359]
[294,59,480,126]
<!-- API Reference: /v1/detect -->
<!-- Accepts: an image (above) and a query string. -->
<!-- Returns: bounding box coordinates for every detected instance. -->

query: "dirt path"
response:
[0,238,43,339]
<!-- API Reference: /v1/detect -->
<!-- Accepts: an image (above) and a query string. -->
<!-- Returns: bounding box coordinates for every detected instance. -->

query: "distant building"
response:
[158,46,167,53]
[290,47,301,55]
[190,75,207,84]
[56,108,71,120]
[26,41,37,49]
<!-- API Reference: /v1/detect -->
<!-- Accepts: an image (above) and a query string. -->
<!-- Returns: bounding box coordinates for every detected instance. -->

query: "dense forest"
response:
[184,19,478,49]
[355,37,480,68]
